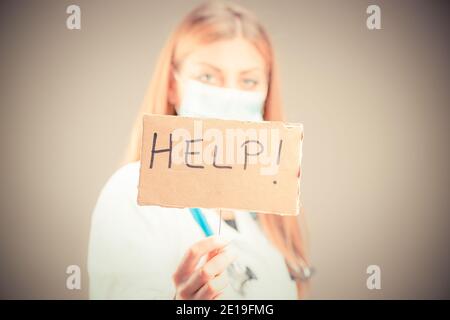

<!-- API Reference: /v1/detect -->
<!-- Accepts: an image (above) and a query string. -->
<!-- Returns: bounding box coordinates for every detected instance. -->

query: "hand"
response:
[172,236,237,300]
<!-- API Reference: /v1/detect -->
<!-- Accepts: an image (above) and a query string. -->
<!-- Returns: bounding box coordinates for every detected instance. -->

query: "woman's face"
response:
[170,37,268,111]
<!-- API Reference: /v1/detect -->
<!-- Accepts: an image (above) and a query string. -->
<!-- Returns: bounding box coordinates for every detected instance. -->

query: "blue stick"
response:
[189,208,214,237]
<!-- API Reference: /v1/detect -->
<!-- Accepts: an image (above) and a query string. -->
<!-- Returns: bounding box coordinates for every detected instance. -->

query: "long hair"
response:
[124,0,310,298]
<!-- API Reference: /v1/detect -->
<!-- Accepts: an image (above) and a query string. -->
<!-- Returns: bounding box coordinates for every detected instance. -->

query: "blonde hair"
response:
[124,0,310,298]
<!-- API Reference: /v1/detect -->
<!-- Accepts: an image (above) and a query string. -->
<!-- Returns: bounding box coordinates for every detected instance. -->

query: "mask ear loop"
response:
[170,65,183,114]
[172,71,181,83]
[171,61,184,84]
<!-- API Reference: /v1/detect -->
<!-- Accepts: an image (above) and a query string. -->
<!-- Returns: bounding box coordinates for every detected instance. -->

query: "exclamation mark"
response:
[273,139,283,185]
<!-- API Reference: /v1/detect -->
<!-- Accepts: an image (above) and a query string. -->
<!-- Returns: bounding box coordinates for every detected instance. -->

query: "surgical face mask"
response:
[176,79,266,122]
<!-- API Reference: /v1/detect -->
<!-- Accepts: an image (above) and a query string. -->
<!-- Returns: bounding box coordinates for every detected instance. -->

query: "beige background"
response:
[0,0,449,299]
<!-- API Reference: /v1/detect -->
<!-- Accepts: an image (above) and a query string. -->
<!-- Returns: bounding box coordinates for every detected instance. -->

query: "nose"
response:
[223,74,240,90]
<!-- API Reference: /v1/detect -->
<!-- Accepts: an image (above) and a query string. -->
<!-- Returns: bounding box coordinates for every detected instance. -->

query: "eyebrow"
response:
[197,62,264,75]
[240,68,264,75]
[197,62,222,73]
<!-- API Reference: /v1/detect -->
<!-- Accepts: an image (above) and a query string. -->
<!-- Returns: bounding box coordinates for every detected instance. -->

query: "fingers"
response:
[192,271,229,300]
[182,249,237,297]
[173,236,231,285]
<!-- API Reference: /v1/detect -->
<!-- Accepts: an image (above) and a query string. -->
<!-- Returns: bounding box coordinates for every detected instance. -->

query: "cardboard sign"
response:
[137,114,303,215]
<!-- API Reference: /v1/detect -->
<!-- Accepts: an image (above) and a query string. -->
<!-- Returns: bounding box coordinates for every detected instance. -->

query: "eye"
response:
[241,78,259,90]
[197,73,218,85]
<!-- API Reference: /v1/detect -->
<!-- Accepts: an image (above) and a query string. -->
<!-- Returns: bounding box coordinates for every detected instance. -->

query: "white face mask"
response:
[176,79,266,122]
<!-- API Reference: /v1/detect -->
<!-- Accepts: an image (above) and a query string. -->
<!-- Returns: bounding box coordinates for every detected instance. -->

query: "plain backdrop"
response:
[0,0,449,299]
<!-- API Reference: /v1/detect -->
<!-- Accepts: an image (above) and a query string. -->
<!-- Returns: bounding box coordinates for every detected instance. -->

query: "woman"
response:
[88,0,311,300]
